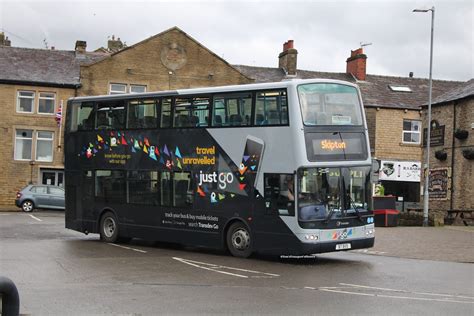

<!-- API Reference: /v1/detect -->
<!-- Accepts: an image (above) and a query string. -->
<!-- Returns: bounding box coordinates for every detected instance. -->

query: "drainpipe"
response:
[450,101,457,211]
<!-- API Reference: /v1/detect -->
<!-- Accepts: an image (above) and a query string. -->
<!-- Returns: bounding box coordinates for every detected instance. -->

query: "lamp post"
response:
[413,6,435,227]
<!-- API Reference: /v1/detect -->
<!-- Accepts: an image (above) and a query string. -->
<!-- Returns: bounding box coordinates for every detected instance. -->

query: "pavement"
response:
[368,225,474,263]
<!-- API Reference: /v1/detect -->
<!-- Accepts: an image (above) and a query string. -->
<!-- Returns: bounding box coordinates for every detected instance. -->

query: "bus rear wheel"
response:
[100,212,120,243]
[226,222,252,258]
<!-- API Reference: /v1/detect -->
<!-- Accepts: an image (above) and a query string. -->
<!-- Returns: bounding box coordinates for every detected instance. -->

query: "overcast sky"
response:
[1,0,472,81]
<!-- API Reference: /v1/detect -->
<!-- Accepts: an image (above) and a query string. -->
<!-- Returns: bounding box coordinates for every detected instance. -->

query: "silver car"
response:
[15,185,65,212]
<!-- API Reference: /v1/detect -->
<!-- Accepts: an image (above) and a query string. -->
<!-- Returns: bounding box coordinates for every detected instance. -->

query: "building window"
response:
[17,91,35,113]
[109,83,147,94]
[14,129,33,160]
[38,92,56,114]
[36,131,54,162]
[402,120,421,144]
[130,85,147,93]
[110,83,127,95]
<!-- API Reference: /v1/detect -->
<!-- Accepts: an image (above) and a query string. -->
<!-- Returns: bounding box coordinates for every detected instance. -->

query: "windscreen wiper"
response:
[324,206,337,224]
[347,194,364,223]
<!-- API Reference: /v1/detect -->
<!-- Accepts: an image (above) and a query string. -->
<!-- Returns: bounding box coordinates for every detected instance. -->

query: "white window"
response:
[14,129,33,160]
[109,83,127,95]
[38,92,56,114]
[130,85,147,93]
[403,120,421,144]
[17,91,35,113]
[36,131,54,162]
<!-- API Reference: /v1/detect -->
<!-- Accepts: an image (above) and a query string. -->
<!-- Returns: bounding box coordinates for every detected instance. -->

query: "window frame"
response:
[14,129,33,161]
[35,131,54,162]
[109,83,127,95]
[130,85,147,94]
[402,119,421,144]
[38,92,56,115]
[17,91,35,113]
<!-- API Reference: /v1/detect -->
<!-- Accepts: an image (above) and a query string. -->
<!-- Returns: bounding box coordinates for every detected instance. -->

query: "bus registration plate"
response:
[336,243,351,250]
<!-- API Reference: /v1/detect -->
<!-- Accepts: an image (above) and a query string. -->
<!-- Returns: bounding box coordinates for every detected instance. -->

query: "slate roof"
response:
[428,78,474,106]
[0,46,107,87]
[233,65,462,110]
[0,44,463,110]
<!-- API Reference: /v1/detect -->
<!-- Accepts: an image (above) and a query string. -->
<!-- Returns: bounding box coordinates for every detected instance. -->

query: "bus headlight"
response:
[365,229,374,236]
[305,234,319,241]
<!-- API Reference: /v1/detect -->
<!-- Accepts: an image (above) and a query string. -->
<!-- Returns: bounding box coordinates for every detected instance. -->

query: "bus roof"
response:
[68,78,358,103]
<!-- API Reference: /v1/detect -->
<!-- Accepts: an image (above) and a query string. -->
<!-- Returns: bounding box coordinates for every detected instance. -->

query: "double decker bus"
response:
[64,79,375,258]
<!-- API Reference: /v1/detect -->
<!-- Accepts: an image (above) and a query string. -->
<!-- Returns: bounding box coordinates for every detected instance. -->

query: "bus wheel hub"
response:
[232,229,250,250]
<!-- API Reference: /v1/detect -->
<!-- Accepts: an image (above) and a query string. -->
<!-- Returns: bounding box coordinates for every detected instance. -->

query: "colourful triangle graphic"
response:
[239,166,247,175]
[197,186,206,197]
[164,144,170,156]
[175,147,182,158]
[250,165,256,171]
[239,183,246,190]
[144,138,150,147]
[177,160,182,169]
[243,155,250,162]
[143,146,148,153]
[218,194,225,200]
[97,135,104,142]
[121,136,127,145]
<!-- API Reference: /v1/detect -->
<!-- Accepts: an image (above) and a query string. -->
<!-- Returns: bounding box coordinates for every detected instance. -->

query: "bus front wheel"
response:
[226,222,253,258]
[100,212,119,243]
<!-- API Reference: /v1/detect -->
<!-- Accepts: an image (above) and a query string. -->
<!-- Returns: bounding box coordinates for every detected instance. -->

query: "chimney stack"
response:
[108,35,124,52]
[346,48,367,81]
[0,32,11,47]
[75,40,87,53]
[279,40,298,76]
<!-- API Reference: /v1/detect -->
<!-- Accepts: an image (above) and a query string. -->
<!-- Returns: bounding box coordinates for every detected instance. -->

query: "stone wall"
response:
[421,97,474,215]
[79,28,251,96]
[0,84,75,209]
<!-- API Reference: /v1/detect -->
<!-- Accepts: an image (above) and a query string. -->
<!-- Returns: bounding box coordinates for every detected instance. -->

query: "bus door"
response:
[255,173,296,250]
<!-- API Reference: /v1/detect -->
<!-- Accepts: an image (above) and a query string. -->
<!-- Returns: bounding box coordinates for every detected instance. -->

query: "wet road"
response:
[1,211,473,315]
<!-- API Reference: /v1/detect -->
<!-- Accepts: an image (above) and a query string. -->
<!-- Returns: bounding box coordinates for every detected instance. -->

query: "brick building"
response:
[421,79,474,218]
[0,27,464,210]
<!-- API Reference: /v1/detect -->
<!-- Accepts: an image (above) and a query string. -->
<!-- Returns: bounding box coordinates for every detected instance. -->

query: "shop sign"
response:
[428,168,450,200]
[423,120,445,147]
[379,160,421,182]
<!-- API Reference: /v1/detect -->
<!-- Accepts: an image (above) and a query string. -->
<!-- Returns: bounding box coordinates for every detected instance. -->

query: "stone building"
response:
[0,27,464,210]
[421,79,474,219]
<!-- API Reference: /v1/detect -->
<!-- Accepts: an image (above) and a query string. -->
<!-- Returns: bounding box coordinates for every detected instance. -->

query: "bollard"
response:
[0,276,20,316]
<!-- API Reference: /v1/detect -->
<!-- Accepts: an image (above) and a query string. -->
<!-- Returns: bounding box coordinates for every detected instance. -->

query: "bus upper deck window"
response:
[70,102,95,132]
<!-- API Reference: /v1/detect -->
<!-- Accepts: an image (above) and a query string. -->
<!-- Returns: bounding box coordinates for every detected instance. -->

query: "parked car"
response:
[15,185,65,212]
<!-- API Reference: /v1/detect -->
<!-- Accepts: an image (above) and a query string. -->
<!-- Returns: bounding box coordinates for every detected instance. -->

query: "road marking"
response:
[29,214,42,222]
[173,257,280,279]
[107,243,147,253]
[351,249,387,255]
[313,283,474,304]
[340,283,474,299]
